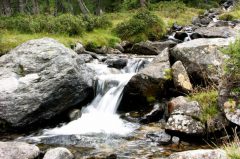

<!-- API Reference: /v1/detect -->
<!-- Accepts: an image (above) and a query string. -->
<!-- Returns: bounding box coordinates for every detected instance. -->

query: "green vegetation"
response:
[114,9,166,42]
[223,129,240,159]
[189,89,219,123]
[219,4,240,21]
[223,39,240,78]
[0,0,211,55]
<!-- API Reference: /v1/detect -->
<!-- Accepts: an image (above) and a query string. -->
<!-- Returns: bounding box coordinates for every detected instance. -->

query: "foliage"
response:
[189,89,219,123]
[114,9,166,42]
[0,13,112,36]
[220,4,240,21]
[223,39,240,79]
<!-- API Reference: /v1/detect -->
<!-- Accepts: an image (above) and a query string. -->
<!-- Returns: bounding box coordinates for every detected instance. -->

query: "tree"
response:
[140,0,148,7]
[2,0,12,16]
[32,0,39,14]
[77,0,89,15]
[18,0,25,13]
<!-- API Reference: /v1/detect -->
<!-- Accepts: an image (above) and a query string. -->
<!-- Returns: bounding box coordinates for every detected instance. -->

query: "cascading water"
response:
[42,58,145,136]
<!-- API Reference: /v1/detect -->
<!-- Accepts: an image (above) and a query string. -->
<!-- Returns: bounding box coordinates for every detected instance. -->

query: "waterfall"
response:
[43,58,144,135]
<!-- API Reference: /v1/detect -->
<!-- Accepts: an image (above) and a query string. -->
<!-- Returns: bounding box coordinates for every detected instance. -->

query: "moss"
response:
[164,68,173,80]
[189,90,219,123]
[146,96,156,103]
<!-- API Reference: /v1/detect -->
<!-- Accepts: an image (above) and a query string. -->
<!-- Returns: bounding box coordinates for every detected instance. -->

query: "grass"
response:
[0,1,202,55]
[188,88,219,123]
[219,3,240,21]
[222,128,240,159]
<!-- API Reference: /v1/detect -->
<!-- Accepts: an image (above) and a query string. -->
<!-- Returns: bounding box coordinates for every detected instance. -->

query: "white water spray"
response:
[43,59,144,135]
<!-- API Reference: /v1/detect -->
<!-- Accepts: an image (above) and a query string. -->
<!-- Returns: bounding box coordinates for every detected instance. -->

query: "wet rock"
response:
[218,74,240,126]
[120,41,133,53]
[74,42,85,54]
[171,38,235,84]
[192,16,212,26]
[208,20,232,27]
[166,100,205,136]
[0,38,94,131]
[0,141,40,159]
[43,147,73,159]
[173,32,189,42]
[105,58,128,69]
[168,149,228,159]
[140,103,165,124]
[172,61,193,93]
[195,27,237,38]
[146,130,171,145]
[120,48,171,111]
[167,96,188,115]
[69,109,82,121]
[172,23,183,31]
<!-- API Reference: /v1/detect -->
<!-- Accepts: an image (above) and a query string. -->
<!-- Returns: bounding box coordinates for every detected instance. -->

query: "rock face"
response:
[195,27,237,38]
[0,142,40,159]
[219,74,240,126]
[0,38,94,130]
[105,58,128,69]
[168,149,228,159]
[172,61,193,93]
[43,147,74,159]
[120,48,171,111]
[166,97,205,136]
[171,38,235,84]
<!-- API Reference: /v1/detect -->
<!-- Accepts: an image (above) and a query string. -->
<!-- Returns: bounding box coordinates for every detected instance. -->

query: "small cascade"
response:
[43,58,145,136]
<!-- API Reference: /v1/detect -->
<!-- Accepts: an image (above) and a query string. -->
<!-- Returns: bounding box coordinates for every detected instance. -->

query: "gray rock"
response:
[0,142,40,159]
[171,38,235,84]
[168,149,228,159]
[166,98,205,136]
[131,41,161,55]
[78,54,93,63]
[172,61,193,93]
[0,38,94,130]
[167,96,188,115]
[74,42,85,54]
[69,109,82,121]
[114,43,124,52]
[146,130,172,145]
[120,49,171,111]
[43,147,73,159]
[105,58,128,69]
[150,40,177,51]
[195,27,237,38]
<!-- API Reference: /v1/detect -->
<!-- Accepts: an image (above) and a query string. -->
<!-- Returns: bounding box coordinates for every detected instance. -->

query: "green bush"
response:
[223,39,240,78]
[114,9,166,42]
[84,15,112,32]
[219,13,236,21]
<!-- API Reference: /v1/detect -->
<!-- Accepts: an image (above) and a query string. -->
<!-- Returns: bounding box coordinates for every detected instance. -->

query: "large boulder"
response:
[170,38,235,84]
[0,38,94,131]
[219,75,240,126]
[194,27,237,38]
[0,142,40,159]
[166,97,205,136]
[120,48,171,111]
[168,149,228,159]
[43,147,74,159]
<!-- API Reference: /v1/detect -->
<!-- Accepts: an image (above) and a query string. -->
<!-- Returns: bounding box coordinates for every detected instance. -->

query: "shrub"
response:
[189,89,219,123]
[114,9,166,42]
[84,15,112,32]
[223,39,240,78]
[219,13,236,21]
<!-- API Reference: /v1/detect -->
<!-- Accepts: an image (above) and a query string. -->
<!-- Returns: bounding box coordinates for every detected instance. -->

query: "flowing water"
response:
[17,56,209,158]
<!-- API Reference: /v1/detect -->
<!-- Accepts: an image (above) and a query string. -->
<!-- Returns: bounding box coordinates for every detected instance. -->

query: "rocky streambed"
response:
[1,0,240,159]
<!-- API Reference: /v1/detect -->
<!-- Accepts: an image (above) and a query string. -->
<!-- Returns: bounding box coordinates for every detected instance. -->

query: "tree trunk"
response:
[19,0,25,13]
[95,0,102,16]
[140,0,147,7]
[77,0,89,15]
[32,0,39,14]
[2,0,12,16]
